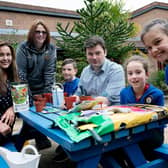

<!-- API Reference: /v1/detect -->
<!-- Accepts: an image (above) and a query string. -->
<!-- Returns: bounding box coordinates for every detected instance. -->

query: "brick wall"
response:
[0,1,80,47]
[131,9,168,36]
[0,11,77,33]
[130,5,168,72]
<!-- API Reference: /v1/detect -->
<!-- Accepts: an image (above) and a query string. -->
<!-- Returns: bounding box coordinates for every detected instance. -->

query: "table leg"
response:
[100,154,122,168]
[0,157,9,168]
[123,143,147,167]
[76,155,101,168]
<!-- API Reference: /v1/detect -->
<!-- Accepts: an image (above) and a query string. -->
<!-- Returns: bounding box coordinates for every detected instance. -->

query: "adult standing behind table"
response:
[75,35,125,105]
[16,20,56,151]
[0,41,19,145]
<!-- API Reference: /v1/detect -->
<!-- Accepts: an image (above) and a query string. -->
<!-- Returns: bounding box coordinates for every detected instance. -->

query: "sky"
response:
[0,0,168,11]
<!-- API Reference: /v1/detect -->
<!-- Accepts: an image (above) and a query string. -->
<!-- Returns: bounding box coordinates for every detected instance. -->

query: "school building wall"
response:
[131,8,168,37]
[0,1,80,47]
[129,2,168,72]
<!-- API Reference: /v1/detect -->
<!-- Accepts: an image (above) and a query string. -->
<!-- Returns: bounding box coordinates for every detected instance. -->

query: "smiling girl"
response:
[0,41,19,145]
[141,19,168,64]
[120,55,164,105]
[120,55,164,161]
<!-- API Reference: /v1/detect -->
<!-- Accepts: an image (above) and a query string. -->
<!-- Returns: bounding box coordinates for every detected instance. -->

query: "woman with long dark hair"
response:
[16,20,56,151]
[0,41,19,145]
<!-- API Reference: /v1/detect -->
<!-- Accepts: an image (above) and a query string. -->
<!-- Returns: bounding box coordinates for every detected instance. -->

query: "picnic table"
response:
[16,104,168,168]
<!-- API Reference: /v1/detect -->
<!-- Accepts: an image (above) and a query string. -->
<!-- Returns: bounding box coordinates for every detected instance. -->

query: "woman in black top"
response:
[0,41,20,145]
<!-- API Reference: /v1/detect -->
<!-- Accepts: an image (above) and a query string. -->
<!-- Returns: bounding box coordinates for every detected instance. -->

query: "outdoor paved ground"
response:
[13,118,76,168]
[13,114,168,168]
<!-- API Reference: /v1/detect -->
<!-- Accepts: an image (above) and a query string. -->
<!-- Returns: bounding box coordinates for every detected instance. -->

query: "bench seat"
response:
[154,144,168,160]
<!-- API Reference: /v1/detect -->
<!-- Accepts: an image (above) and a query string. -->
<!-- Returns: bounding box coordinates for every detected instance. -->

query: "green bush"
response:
[148,70,168,94]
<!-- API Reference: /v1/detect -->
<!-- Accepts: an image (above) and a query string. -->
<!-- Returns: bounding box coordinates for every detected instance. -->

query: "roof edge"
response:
[131,5,168,18]
[0,6,81,19]
[131,1,168,19]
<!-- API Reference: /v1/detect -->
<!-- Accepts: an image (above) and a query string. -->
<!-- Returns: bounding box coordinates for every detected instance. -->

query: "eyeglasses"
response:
[35,30,47,35]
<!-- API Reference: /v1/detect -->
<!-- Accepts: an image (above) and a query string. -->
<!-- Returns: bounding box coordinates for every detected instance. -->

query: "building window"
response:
[5,19,13,26]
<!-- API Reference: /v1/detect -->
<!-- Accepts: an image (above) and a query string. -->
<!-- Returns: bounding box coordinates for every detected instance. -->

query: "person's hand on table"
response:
[1,106,15,126]
[72,95,80,103]
[94,96,110,106]
[60,103,67,110]
[0,120,11,136]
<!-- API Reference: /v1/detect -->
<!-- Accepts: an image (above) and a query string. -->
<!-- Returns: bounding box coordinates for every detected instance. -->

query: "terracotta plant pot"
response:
[80,96,94,102]
[34,101,44,112]
[64,96,76,110]
[33,94,43,101]
[38,97,46,107]
[43,93,52,103]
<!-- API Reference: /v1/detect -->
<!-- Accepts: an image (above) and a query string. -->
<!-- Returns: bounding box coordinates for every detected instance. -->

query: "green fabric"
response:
[55,113,114,142]
[54,104,168,142]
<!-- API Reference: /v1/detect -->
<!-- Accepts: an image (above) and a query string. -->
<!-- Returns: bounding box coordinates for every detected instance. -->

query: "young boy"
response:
[53,59,80,162]
[62,58,80,96]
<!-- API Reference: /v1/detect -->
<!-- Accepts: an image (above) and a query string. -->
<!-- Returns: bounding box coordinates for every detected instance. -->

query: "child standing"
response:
[120,55,164,161]
[62,58,79,96]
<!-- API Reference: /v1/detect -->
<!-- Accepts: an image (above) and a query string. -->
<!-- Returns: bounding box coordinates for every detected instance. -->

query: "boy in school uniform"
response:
[54,59,80,163]
[62,58,79,96]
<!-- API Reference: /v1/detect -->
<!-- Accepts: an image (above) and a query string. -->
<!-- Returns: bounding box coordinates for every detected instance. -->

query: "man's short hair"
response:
[84,35,106,52]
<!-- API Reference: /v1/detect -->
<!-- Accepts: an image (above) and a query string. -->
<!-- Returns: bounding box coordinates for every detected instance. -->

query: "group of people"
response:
[0,18,168,166]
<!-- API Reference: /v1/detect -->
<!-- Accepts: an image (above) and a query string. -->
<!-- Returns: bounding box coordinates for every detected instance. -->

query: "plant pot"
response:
[80,96,94,102]
[64,96,76,109]
[36,97,46,107]
[43,93,52,103]
[33,94,43,101]
[34,101,44,112]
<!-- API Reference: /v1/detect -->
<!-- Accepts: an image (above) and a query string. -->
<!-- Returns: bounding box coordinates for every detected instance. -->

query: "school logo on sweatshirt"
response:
[145,96,152,104]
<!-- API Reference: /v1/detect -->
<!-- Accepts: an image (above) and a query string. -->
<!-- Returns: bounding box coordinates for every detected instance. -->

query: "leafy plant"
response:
[148,70,168,94]
[55,0,136,69]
